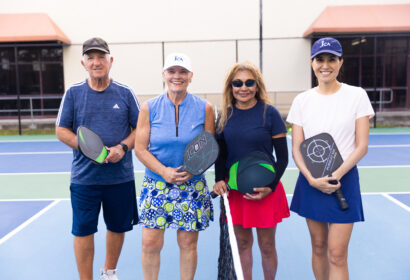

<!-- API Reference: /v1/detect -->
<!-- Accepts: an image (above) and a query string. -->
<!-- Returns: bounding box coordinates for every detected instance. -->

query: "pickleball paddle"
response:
[77,126,108,164]
[211,151,276,198]
[178,130,219,175]
[300,132,349,210]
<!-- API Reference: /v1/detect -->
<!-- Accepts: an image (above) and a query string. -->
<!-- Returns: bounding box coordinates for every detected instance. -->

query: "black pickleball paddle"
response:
[210,151,276,198]
[179,130,219,175]
[300,132,349,210]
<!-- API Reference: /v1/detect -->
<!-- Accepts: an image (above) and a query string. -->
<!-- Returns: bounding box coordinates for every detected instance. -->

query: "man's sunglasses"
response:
[231,79,256,88]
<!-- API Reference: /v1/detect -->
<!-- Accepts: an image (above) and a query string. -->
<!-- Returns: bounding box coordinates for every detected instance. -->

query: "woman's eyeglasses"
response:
[231,79,256,88]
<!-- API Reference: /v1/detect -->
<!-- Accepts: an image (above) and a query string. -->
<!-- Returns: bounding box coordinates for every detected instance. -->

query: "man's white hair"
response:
[82,53,111,63]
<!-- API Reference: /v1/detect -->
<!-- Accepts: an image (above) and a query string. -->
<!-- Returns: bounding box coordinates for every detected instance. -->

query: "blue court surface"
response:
[1,133,410,279]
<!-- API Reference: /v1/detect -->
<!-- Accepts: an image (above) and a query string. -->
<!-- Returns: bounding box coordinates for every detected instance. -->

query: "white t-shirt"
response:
[287,83,375,160]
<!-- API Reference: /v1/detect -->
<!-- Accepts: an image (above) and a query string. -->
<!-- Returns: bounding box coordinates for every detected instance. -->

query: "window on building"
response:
[0,44,64,118]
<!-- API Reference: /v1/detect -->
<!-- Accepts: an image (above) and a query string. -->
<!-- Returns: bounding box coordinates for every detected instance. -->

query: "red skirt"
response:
[228,181,290,228]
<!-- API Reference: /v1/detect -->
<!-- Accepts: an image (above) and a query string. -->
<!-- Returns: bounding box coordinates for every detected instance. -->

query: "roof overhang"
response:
[0,13,71,44]
[304,4,410,37]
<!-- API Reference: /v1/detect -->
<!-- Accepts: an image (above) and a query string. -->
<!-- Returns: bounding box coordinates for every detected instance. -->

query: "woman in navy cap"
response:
[287,37,374,279]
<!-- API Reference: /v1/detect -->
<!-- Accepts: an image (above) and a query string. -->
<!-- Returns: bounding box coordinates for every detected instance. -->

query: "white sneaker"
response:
[100,269,119,280]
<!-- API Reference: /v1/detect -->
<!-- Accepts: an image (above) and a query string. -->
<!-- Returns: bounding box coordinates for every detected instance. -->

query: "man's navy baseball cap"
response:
[311,37,342,59]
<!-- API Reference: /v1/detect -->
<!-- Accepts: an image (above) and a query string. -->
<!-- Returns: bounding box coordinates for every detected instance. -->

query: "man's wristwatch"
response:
[120,143,128,153]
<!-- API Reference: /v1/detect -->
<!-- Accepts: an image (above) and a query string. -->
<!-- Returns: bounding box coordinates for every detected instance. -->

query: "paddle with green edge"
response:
[211,151,276,198]
[77,126,108,164]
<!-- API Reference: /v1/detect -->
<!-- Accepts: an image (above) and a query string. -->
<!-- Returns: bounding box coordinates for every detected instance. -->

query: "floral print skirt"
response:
[138,176,214,231]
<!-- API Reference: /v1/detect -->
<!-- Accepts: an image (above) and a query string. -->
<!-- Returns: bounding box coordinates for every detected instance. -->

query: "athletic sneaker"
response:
[100,269,118,280]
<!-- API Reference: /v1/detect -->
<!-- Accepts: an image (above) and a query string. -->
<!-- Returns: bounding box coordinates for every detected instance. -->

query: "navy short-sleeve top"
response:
[218,100,286,169]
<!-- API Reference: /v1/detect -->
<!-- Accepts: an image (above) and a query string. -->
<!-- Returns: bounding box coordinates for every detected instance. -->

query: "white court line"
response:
[0,139,59,143]
[1,166,410,176]
[283,165,410,169]
[0,199,61,245]
[369,132,410,135]
[0,170,147,176]
[357,165,410,169]
[0,151,71,155]
[0,172,70,176]
[3,194,408,200]
[0,144,407,155]
[285,134,410,145]
[0,132,407,143]
[0,198,69,201]
[382,193,410,212]
[361,192,410,195]
[368,144,410,148]
[284,165,410,171]
[285,192,410,197]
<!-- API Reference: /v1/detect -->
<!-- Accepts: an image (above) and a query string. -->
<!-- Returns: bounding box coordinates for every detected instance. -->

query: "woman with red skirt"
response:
[212,61,290,280]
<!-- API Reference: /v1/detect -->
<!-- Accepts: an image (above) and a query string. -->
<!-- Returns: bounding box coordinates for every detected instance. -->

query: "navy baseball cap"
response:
[311,37,342,59]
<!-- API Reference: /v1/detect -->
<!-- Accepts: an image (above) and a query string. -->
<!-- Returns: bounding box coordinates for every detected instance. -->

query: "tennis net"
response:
[217,194,244,280]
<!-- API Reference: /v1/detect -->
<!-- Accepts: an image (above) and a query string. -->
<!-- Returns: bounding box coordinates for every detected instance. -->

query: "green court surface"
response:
[0,134,57,141]
[2,126,410,141]
[1,167,409,199]
[369,127,410,133]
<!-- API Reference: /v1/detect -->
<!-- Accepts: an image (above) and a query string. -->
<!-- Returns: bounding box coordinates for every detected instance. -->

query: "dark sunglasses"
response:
[231,79,256,88]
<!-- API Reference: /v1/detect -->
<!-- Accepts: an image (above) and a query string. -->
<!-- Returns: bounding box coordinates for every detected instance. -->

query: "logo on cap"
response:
[311,37,342,59]
[163,52,192,72]
[320,41,331,48]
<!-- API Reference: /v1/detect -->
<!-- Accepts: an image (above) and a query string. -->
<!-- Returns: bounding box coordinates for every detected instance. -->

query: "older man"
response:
[56,37,140,280]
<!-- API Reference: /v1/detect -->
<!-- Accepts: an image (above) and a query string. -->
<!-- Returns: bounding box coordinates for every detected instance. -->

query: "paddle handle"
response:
[334,189,349,210]
[329,178,349,210]
[210,191,218,199]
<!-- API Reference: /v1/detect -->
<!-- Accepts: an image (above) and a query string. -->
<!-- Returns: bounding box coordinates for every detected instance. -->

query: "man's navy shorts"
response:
[70,180,138,236]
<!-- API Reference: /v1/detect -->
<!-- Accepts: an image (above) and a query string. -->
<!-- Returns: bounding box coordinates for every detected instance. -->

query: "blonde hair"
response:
[216,61,271,133]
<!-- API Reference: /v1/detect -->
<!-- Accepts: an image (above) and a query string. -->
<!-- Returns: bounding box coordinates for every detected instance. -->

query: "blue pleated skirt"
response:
[290,166,364,223]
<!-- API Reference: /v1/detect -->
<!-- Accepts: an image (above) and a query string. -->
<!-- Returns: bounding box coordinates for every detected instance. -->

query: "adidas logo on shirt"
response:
[113,104,120,109]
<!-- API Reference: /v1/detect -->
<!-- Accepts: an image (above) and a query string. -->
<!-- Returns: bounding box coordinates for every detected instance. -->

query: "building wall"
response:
[2,0,410,110]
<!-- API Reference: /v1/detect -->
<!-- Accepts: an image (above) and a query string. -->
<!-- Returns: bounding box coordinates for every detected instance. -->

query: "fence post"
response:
[29,98,36,129]
[378,89,384,121]
[14,46,22,135]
